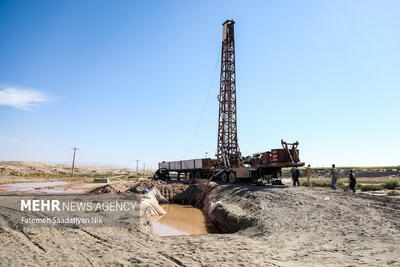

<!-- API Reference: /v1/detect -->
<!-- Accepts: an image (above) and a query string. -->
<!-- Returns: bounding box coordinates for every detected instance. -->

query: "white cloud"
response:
[0,86,48,110]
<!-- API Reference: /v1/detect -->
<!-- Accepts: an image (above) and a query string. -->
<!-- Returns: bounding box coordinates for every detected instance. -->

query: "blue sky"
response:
[0,0,399,169]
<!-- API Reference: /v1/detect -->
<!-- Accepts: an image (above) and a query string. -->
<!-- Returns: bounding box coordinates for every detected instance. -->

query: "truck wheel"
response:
[251,172,257,183]
[272,180,283,185]
[229,172,237,184]
[221,172,228,183]
[188,172,195,184]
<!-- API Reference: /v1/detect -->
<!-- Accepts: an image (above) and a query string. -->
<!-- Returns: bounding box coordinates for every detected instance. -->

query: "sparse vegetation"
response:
[387,191,400,196]
[284,166,400,172]
[358,184,384,192]
[300,177,400,185]
[19,172,155,180]
[299,177,400,192]
[312,180,334,188]
[352,178,400,184]
[309,166,400,171]
[383,181,399,190]
[28,173,110,179]
[299,178,343,188]
[118,174,152,181]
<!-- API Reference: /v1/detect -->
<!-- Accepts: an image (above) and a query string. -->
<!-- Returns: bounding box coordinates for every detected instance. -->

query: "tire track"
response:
[158,252,185,266]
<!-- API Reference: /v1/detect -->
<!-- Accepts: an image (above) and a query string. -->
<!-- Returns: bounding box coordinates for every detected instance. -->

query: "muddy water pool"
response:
[152,204,214,236]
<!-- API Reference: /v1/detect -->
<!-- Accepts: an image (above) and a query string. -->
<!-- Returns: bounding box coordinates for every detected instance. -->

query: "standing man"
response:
[305,164,313,186]
[330,164,339,190]
[349,169,356,193]
[291,167,300,187]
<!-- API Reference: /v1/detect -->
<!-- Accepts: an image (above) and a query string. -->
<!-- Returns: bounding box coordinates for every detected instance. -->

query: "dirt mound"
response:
[130,180,190,202]
[91,183,130,193]
[131,180,220,204]
[157,184,190,202]
[130,180,167,191]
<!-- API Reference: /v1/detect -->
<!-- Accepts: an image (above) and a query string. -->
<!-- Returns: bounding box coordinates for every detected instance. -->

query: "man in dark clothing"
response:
[349,169,356,193]
[291,167,300,186]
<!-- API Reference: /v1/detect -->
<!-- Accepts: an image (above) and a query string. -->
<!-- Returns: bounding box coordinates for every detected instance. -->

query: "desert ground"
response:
[0,161,399,266]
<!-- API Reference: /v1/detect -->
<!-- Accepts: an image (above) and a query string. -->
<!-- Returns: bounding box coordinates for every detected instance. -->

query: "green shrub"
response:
[300,178,345,188]
[387,190,400,196]
[359,184,383,192]
[311,181,331,187]
[337,182,345,189]
[383,181,399,190]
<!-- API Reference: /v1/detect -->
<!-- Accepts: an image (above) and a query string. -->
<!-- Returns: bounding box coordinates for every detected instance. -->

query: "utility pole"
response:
[71,147,78,178]
[143,163,145,172]
[136,160,139,173]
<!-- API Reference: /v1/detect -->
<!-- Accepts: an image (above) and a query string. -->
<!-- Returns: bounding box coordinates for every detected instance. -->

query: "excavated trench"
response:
[92,180,256,234]
[141,181,256,235]
[152,204,213,236]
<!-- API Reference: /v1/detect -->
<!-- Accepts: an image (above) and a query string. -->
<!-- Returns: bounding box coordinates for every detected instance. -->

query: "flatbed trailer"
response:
[154,140,305,184]
[156,158,214,181]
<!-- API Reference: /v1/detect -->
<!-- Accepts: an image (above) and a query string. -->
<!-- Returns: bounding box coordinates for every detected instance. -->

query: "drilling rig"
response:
[154,20,304,184]
[217,20,240,169]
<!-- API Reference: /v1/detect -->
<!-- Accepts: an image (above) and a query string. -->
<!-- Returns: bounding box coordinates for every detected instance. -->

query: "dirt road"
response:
[0,184,399,266]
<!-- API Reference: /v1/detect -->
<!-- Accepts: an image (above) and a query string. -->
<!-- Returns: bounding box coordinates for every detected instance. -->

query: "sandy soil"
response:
[0,161,144,177]
[0,181,399,266]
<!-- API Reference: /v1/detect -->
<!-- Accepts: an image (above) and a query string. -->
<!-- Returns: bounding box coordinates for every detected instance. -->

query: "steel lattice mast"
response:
[217,20,240,167]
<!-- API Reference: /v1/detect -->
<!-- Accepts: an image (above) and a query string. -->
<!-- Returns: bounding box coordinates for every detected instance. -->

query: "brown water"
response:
[152,204,211,236]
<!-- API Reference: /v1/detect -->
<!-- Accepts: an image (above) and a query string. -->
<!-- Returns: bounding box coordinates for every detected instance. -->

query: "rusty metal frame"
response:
[217,19,240,167]
[281,139,300,164]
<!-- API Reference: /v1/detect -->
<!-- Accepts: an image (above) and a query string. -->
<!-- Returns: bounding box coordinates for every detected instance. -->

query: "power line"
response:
[183,53,220,158]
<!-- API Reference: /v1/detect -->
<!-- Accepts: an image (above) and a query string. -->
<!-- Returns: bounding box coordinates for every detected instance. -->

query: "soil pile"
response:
[130,180,167,191]
[132,180,219,204]
[91,183,130,193]
[157,184,190,202]
[130,180,192,202]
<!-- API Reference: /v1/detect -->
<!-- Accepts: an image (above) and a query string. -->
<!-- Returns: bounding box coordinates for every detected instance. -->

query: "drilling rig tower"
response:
[217,19,240,167]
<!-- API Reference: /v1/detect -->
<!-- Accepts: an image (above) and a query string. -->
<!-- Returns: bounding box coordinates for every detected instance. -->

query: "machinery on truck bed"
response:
[154,20,304,184]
